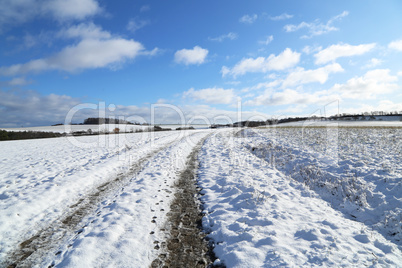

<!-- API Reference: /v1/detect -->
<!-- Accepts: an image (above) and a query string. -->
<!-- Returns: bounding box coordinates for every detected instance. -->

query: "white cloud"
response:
[0,0,37,31]
[0,23,160,76]
[0,89,268,127]
[244,68,399,108]
[388,40,402,51]
[282,63,344,87]
[330,69,398,99]
[0,38,145,75]
[208,32,238,42]
[8,77,33,86]
[0,0,101,32]
[60,22,111,39]
[258,35,273,45]
[284,11,348,38]
[222,48,300,77]
[183,87,236,104]
[363,58,383,69]
[140,5,150,12]
[314,43,376,65]
[239,14,258,24]
[0,89,82,127]
[127,18,150,33]
[178,105,269,125]
[340,100,402,115]
[302,45,322,55]
[245,88,338,106]
[270,13,293,21]
[43,0,101,21]
[174,46,208,65]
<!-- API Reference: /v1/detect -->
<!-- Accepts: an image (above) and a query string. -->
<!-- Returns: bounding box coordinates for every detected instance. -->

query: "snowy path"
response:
[0,130,212,267]
[198,130,401,267]
[1,127,401,267]
[49,130,212,267]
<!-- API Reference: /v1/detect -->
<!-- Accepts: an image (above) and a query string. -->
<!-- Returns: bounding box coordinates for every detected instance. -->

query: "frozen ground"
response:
[250,126,402,244]
[0,124,401,267]
[275,120,402,127]
[198,128,401,267]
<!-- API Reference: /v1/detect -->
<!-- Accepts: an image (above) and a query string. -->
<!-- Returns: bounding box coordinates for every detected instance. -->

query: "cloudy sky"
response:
[1,0,402,127]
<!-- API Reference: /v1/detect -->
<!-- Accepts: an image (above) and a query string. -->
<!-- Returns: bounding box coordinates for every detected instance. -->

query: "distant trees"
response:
[83,118,134,125]
[0,130,63,141]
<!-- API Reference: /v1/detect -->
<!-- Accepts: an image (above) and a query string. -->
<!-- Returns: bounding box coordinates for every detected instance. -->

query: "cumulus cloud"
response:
[302,45,322,55]
[239,14,258,24]
[282,63,344,87]
[222,48,300,77]
[270,13,293,21]
[0,89,82,127]
[0,89,268,127]
[244,88,338,106]
[258,35,274,45]
[7,77,33,86]
[43,0,101,21]
[340,100,402,115]
[126,18,150,33]
[0,39,144,75]
[59,22,111,39]
[330,69,398,99]
[183,87,236,104]
[388,40,402,51]
[174,46,208,65]
[0,24,157,76]
[363,58,383,69]
[314,43,376,65]
[244,68,398,109]
[208,32,238,42]
[284,11,348,38]
[0,0,101,32]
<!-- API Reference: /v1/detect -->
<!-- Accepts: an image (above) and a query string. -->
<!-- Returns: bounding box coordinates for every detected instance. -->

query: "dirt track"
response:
[151,137,223,268]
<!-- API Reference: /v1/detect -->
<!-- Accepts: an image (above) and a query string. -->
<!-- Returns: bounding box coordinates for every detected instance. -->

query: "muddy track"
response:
[3,133,197,268]
[151,135,224,268]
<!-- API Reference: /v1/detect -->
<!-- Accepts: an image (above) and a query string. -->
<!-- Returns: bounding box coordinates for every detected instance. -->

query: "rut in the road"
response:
[151,137,222,268]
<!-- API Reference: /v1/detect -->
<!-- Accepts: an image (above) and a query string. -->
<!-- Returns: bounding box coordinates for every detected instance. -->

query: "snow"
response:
[50,130,212,267]
[198,128,401,267]
[0,130,211,266]
[273,119,402,127]
[0,123,401,267]
[249,126,402,244]
[0,124,151,133]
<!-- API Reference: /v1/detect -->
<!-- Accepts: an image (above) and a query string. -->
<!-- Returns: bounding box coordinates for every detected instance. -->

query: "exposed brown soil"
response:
[151,136,224,268]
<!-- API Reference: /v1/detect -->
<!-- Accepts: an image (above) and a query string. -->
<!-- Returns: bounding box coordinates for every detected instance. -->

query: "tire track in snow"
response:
[151,134,220,268]
[3,132,202,268]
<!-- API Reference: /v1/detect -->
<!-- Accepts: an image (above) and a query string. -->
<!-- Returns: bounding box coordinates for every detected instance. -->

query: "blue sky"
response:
[1,0,402,127]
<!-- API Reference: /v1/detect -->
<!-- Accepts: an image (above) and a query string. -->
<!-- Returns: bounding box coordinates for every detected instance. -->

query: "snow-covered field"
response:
[0,124,150,134]
[198,127,401,267]
[0,124,401,267]
[275,119,402,127]
[0,123,210,134]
